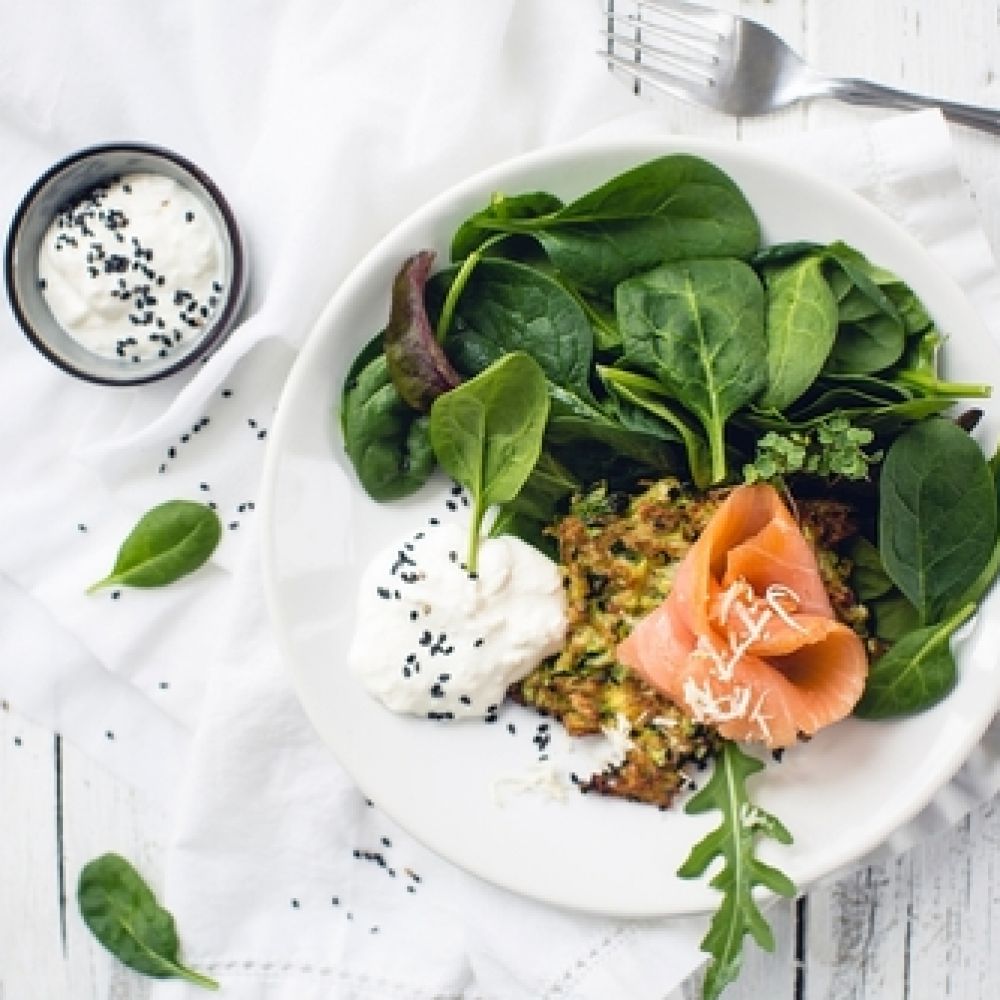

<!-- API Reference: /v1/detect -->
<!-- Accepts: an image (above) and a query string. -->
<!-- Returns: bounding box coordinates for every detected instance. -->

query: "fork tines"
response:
[601,3,722,102]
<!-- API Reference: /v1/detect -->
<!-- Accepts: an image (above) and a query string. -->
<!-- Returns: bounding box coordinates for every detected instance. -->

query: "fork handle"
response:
[827,77,1000,137]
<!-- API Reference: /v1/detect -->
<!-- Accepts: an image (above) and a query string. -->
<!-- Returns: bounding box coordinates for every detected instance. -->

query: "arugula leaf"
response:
[78,853,218,990]
[678,741,795,1000]
[87,501,221,593]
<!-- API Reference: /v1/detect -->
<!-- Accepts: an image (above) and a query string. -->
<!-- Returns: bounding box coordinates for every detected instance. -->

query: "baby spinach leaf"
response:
[869,591,922,644]
[617,258,766,483]
[494,450,578,524]
[826,313,906,375]
[823,242,902,321]
[544,402,681,482]
[848,536,895,602]
[466,155,760,293]
[443,258,596,401]
[749,240,821,270]
[759,254,838,411]
[383,251,462,412]
[430,352,549,571]
[87,501,221,593]
[854,603,975,718]
[342,353,436,502]
[890,328,992,401]
[450,190,564,261]
[878,417,997,624]
[678,741,795,1000]
[78,853,218,990]
[489,452,578,560]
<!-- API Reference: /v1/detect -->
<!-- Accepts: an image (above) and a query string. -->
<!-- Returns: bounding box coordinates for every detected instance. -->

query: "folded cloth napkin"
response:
[3,4,1000,1000]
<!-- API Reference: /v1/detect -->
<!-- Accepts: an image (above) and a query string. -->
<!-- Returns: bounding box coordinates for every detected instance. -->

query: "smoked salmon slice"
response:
[617,483,868,748]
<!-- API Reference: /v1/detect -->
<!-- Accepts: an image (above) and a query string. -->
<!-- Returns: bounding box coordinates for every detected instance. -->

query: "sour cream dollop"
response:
[37,172,226,364]
[348,523,567,719]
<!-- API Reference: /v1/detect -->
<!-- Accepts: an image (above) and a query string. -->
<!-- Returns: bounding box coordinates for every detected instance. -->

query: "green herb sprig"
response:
[743,415,879,484]
[678,741,795,1000]
[78,853,218,990]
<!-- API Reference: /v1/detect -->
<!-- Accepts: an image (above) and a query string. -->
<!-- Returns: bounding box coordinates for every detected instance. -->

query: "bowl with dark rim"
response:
[4,142,247,386]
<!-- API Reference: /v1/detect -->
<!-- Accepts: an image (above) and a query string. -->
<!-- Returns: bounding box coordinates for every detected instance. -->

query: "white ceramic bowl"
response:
[5,142,247,385]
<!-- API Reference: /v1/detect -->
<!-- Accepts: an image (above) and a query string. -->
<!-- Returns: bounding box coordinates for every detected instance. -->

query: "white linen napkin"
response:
[3,3,1000,999]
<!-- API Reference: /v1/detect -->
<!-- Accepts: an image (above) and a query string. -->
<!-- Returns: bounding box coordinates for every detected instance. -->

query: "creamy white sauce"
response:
[348,523,567,719]
[37,172,225,364]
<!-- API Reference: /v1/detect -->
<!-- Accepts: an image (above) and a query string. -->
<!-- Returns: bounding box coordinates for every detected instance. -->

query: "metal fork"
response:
[603,0,1000,136]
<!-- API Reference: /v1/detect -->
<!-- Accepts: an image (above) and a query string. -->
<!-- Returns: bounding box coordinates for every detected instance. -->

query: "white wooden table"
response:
[4,2,1000,998]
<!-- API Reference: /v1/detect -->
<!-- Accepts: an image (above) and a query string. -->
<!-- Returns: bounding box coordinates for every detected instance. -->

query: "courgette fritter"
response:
[510,478,866,810]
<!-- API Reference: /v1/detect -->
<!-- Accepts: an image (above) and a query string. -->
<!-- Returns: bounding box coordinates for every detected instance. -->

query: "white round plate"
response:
[260,136,1000,917]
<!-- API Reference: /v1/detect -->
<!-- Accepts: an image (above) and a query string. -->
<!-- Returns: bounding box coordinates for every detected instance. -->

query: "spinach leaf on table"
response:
[430,352,549,571]
[616,258,766,484]
[459,154,760,293]
[759,254,838,411]
[87,501,221,593]
[878,416,997,624]
[342,353,436,502]
[78,853,218,990]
